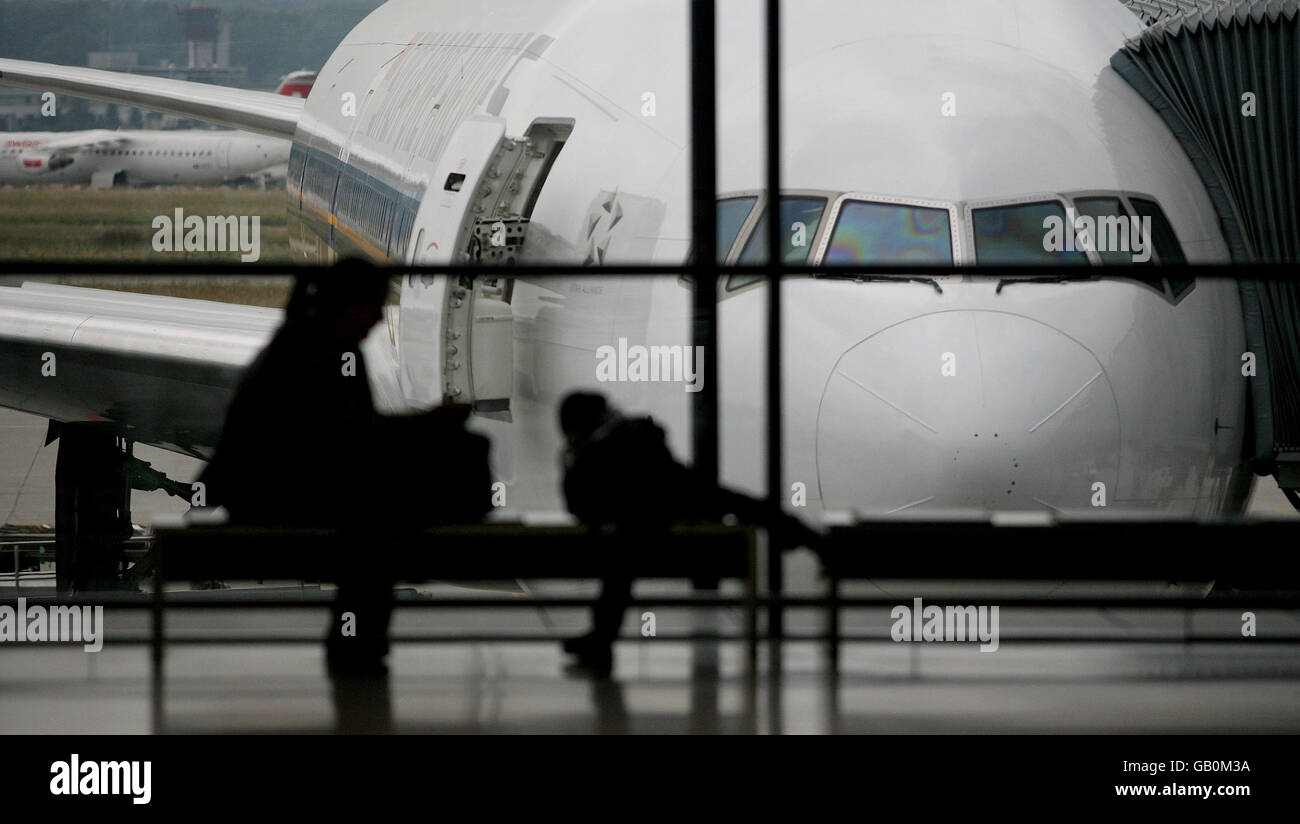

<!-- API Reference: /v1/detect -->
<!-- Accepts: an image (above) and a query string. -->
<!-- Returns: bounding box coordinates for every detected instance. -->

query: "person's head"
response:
[286,261,390,340]
[559,392,612,446]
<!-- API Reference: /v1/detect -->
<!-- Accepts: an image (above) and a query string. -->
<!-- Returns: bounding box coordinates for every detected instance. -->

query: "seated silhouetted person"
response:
[201,265,492,679]
[558,392,819,673]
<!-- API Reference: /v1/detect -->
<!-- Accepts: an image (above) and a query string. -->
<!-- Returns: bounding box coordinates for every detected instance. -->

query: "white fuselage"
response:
[258,0,1255,517]
[0,129,290,186]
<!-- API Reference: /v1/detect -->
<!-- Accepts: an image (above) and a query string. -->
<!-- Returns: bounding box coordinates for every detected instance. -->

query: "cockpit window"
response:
[1128,197,1187,265]
[1074,197,1138,265]
[1072,195,1166,295]
[713,191,1189,300]
[972,200,1088,265]
[737,196,827,264]
[717,196,757,263]
[727,195,827,290]
[824,200,953,265]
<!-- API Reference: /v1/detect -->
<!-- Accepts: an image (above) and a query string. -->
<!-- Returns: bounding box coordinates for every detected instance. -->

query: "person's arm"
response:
[690,473,824,551]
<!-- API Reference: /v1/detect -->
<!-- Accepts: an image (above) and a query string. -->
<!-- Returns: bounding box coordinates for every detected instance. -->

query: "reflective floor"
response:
[2,599,1298,734]
[4,401,1300,734]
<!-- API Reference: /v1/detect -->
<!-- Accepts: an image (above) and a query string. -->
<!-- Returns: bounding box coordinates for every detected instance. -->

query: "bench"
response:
[819,516,1300,667]
[147,521,759,725]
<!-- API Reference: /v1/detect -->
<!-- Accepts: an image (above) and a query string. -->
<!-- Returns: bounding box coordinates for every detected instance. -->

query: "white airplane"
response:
[0,129,289,187]
[0,0,1268,538]
[0,75,314,187]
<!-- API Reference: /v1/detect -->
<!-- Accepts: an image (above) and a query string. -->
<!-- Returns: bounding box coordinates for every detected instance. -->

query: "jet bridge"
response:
[1111,0,1300,505]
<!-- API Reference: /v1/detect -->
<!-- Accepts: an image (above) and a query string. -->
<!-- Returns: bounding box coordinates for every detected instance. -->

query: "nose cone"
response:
[817,311,1119,513]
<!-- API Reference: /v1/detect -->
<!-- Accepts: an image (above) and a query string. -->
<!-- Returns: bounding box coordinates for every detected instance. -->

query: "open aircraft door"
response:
[398,115,572,418]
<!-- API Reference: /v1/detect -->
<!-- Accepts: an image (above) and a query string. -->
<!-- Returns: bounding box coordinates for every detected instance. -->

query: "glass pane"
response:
[716,196,757,263]
[1074,197,1136,265]
[1166,278,1195,299]
[736,196,827,265]
[823,200,952,265]
[1129,197,1188,265]
[727,195,827,290]
[972,201,1088,265]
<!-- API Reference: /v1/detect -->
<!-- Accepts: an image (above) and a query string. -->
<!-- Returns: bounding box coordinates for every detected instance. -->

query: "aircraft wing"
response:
[0,282,280,458]
[0,282,406,459]
[0,59,303,139]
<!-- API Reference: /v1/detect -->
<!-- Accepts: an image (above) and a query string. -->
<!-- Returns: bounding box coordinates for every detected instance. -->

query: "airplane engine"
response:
[18,151,72,174]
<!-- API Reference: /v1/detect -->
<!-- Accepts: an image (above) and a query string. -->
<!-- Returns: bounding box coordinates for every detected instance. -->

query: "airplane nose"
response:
[816,311,1120,513]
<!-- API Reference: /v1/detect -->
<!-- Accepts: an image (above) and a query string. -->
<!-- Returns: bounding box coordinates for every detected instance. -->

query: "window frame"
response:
[1123,192,1190,266]
[677,191,763,291]
[719,189,765,264]
[721,187,837,294]
[1061,189,1196,304]
[705,188,1193,303]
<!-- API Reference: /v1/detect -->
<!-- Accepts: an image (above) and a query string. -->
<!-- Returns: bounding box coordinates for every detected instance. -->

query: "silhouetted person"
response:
[558,392,820,674]
[201,264,492,690]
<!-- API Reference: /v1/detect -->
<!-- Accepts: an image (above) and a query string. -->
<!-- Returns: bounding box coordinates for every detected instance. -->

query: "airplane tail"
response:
[274,70,318,98]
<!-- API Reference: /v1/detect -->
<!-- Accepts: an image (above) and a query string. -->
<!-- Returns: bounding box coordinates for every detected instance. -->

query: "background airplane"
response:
[0,73,313,187]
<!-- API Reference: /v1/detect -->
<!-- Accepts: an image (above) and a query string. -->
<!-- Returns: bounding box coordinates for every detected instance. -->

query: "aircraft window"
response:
[717,196,757,263]
[727,195,826,290]
[1128,197,1187,265]
[1072,195,1172,295]
[824,200,952,265]
[1074,197,1138,265]
[738,196,826,264]
[1166,278,1194,299]
[972,200,1088,265]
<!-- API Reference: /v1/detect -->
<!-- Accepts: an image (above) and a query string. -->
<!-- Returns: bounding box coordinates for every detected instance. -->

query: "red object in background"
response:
[275,71,318,98]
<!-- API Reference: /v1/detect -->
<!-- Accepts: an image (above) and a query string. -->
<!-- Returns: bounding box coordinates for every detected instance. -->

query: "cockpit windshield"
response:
[725,195,827,290]
[971,201,1089,265]
[736,196,827,264]
[1073,196,1137,266]
[717,196,757,263]
[717,190,1189,297]
[823,201,953,265]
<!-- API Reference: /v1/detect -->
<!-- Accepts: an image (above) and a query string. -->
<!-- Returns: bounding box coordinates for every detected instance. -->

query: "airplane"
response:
[274,71,318,100]
[0,0,1290,589]
[0,74,314,187]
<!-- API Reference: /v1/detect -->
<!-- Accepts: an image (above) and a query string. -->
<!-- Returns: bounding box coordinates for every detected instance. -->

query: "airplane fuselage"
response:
[270,0,1253,518]
[0,129,290,186]
[0,0,1252,523]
